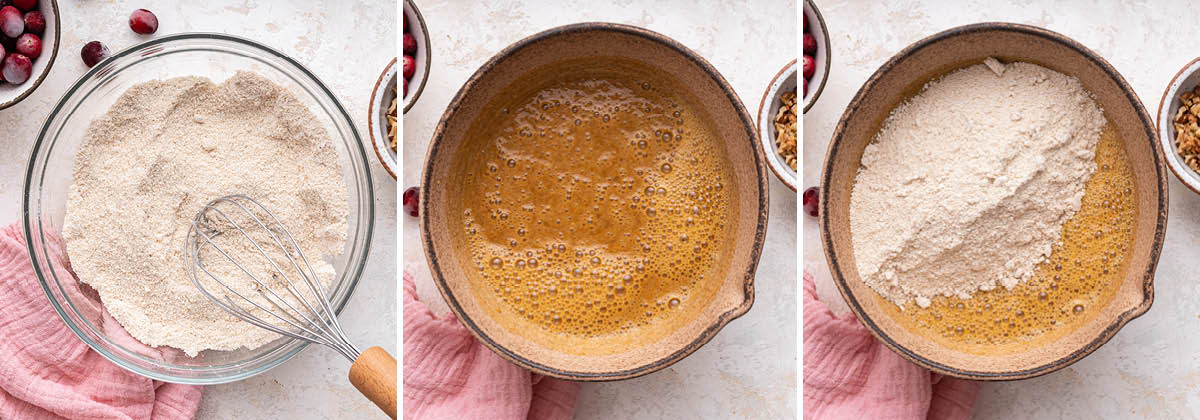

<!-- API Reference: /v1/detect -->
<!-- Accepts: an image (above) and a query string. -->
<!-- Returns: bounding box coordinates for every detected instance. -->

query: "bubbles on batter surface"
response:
[457,72,733,337]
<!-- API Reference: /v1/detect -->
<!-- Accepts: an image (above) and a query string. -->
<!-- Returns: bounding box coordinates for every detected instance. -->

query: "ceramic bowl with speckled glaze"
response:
[821,22,1166,380]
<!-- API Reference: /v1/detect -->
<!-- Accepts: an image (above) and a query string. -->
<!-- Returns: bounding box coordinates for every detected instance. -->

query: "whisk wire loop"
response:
[185,195,361,361]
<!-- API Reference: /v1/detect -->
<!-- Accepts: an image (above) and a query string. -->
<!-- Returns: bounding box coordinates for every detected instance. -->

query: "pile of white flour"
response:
[63,72,348,356]
[850,59,1104,309]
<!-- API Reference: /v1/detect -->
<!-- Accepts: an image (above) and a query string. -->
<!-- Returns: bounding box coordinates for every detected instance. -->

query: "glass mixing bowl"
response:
[22,33,375,384]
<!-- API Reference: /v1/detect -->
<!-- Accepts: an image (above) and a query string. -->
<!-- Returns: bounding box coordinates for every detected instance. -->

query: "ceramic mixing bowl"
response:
[420,23,768,381]
[820,22,1166,380]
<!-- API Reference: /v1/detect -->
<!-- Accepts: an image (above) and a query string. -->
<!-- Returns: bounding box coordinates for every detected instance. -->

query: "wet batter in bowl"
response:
[450,59,737,354]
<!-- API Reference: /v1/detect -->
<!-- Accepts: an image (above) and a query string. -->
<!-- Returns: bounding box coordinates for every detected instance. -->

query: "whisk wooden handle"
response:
[349,346,398,419]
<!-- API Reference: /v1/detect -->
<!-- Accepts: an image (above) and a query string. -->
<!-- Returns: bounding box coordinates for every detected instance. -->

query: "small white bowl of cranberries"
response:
[0,0,56,110]
[403,0,429,113]
[803,0,830,113]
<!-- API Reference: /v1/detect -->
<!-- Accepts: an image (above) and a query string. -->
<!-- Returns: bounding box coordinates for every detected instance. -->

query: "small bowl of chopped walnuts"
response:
[369,57,398,179]
[1156,58,1200,195]
[757,59,798,191]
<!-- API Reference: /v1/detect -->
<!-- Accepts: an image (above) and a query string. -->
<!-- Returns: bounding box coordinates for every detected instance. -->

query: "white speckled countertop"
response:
[0,1,396,418]
[402,0,797,418]
[803,0,1200,417]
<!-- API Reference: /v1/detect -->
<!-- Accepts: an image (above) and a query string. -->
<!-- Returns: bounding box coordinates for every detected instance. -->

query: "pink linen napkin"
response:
[803,271,980,420]
[403,272,580,420]
[0,223,203,420]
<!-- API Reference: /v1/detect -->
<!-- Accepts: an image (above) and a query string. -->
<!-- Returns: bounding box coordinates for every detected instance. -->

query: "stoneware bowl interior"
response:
[0,0,59,110]
[757,59,798,191]
[403,0,430,113]
[421,23,768,381]
[369,57,398,179]
[820,23,1166,380]
[1155,57,1200,195]
[802,0,829,113]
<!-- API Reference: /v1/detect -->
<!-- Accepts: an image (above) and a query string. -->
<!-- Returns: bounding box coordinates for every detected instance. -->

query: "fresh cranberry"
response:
[22,10,42,34]
[81,41,108,68]
[803,77,807,96]
[14,32,36,58]
[0,42,5,64]
[0,6,22,38]
[129,9,158,34]
[3,52,30,84]
[803,33,816,55]
[11,0,32,12]
[403,187,419,217]
[803,55,815,79]
[403,76,408,96]
[402,54,415,79]
[802,187,819,217]
[403,33,416,55]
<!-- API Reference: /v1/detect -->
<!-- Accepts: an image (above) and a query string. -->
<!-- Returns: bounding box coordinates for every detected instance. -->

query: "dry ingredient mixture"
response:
[1172,85,1200,172]
[851,59,1105,309]
[63,72,349,356]
[774,91,797,170]
[887,127,1136,352]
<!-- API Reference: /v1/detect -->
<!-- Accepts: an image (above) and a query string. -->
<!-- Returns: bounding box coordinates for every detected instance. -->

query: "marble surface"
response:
[402,0,797,418]
[803,0,1200,417]
[0,1,396,418]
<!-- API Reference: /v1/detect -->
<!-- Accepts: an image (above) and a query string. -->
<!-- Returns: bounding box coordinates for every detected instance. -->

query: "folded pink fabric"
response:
[403,272,580,420]
[803,271,980,420]
[0,223,203,420]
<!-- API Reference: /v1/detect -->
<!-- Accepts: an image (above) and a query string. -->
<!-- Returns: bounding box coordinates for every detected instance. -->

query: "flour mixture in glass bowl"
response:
[63,72,349,356]
[24,34,374,384]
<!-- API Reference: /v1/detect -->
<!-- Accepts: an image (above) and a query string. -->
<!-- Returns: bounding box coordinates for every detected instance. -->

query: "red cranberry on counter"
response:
[403,187,419,217]
[803,187,819,218]
[129,9,158,34]
[81,41,108,68]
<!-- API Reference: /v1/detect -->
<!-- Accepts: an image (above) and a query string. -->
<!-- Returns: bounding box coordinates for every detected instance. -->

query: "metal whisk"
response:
[185,195,396,418]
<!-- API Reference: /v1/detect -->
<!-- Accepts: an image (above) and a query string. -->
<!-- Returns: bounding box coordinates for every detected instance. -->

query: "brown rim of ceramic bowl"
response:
[0,0,60,110]
[1156,56,1200,196]
[402,0,430,114]
[820,22,1165,381]
[756,58,798,191]
[802,0,829,114]
[368,57,397,179]
[420,22,768,381]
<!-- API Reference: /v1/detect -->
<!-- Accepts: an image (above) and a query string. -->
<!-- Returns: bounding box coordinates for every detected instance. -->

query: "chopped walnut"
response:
[774,91,797,171]
[1175,86,1200,173]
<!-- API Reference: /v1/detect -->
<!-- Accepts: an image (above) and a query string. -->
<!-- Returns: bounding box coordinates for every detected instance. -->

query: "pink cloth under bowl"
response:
[0,223,203,420]
[403,272,580,420]
[803,271,980,420]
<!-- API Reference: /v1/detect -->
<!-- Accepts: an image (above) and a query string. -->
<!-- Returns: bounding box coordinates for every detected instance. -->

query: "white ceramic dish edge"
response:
[1157,58,1200,194]
[403,0,430,113]
[759,60,798,190]
[802,0,829,113]
[370,58,398,179]
[0,0,59,110]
